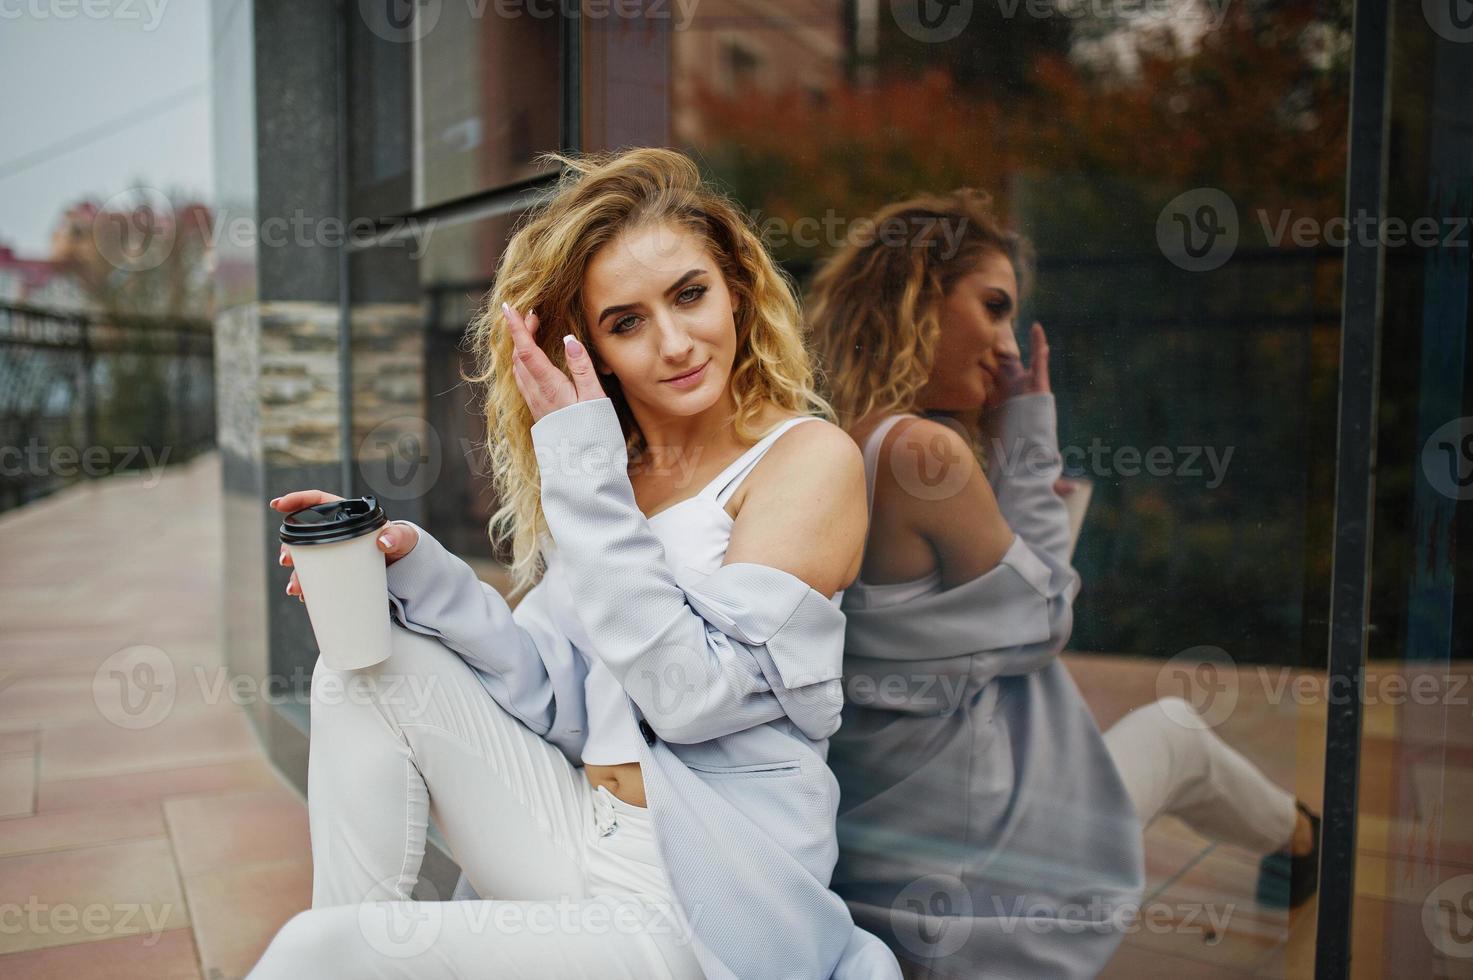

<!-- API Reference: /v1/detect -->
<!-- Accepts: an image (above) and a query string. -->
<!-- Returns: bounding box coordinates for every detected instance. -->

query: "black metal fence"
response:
[0,302,215,514]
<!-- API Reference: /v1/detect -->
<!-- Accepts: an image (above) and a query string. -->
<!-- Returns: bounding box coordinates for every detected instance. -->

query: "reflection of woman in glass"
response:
[252,148,902,979]
[808,189,1320,978]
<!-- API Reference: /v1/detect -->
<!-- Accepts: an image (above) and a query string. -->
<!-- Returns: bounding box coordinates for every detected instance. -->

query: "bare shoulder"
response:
[773,416,862,464]
[747,416,864,503]
[726,415,868,595]
[887,415,975,460]
[871,416,981,495]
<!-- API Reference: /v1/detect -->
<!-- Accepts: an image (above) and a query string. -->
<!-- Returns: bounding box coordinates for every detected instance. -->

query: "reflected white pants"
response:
[247,624,706,980]
[1102,697,1298,853]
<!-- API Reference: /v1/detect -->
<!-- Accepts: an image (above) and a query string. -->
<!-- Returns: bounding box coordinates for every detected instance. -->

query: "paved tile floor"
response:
[1,452,1466,978]
[0,453,301,979]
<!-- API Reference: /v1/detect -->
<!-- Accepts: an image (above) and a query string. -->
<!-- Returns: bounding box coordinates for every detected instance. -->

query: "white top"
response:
[841,414,944,611]
[563,413,836,766]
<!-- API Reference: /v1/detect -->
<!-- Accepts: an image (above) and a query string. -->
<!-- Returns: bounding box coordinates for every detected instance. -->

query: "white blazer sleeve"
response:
[530,397,846,744]
[384,523,588,759]
[985,392,1080,600]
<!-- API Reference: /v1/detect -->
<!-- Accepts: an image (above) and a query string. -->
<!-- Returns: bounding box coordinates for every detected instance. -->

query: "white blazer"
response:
[384,397,902,980]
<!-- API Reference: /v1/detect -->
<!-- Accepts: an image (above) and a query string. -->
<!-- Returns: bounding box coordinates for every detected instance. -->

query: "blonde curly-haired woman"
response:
[251,148,902,980]
[809,189,1319,979]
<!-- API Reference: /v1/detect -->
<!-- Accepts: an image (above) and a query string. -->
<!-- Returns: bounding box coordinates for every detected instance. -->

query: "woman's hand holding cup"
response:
[269,490,419,601]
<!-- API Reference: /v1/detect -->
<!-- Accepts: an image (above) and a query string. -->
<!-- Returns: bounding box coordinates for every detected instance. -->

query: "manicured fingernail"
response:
[285,582,293,595]
[563,334,582,356]
[269,497,279,505]
[378,533,392,548]
[278,551,287,566]
[502,302,511,316]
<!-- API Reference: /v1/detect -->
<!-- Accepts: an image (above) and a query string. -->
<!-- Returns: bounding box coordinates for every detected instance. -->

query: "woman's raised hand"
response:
[504,303,607,423]
[995,321,1052,400]
[269,490,419,601]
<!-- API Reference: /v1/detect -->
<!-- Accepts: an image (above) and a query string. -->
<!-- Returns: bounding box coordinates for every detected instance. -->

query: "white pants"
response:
[1102,697,1298,854]
[247,624,706,980]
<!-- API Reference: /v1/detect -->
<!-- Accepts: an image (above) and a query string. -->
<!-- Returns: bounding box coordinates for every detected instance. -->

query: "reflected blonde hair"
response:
[466,147,833,595]
[808,188,1034,448]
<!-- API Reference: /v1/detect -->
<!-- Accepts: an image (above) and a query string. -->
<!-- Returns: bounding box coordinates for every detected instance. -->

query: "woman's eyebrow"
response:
[595,268,707,325]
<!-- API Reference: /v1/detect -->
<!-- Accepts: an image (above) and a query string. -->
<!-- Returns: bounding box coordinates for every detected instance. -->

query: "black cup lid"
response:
[278,495,388,545]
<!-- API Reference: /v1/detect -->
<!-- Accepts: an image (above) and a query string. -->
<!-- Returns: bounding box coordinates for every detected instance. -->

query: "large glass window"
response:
[1352,3,1473,975]
[412,1,562,207]
[331,3,1470,973]
[671,6,1349,970]
[345,4,558,573]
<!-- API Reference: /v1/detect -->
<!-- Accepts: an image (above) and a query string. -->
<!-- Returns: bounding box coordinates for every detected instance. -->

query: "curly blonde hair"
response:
[466,147,834,595]
[808,188,1034,446]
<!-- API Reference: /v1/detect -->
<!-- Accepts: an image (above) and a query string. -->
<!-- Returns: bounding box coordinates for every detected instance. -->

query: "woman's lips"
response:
[661,360,709,389]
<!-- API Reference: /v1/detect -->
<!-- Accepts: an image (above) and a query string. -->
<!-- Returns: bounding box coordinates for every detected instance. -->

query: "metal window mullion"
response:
[1314,1,1394,976]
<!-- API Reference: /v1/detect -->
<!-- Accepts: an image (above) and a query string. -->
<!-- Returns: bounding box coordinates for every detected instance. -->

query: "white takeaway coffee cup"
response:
[278,495,392,670]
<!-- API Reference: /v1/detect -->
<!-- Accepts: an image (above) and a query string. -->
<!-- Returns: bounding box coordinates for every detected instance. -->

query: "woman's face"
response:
[581,220,739,421]
[915,249,1020,413]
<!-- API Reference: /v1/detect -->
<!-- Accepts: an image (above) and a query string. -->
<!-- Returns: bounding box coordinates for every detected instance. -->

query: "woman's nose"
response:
[994,327,1021,360]
[654,314,695,359]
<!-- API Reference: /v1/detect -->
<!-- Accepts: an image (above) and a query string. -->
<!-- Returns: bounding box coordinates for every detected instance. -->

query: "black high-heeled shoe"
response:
[1255,800,1321,908]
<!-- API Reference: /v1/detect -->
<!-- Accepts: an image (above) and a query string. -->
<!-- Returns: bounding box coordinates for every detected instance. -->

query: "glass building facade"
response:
[211,2,1472,975]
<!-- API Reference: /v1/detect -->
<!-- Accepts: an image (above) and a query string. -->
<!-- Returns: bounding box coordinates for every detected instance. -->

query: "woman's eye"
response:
[612,314,639,334]
[677,284,707,305]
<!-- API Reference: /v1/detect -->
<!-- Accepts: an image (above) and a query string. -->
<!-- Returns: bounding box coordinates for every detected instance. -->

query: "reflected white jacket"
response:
[830,393,1144,979]
[383,396,902,980]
